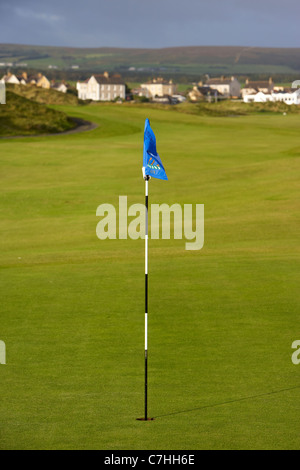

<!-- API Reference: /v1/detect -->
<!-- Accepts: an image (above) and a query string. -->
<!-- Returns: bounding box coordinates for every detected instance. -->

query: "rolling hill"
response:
[0,44,300,76]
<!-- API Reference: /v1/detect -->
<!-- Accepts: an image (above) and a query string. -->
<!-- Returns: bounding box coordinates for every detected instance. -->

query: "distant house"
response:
[1,73,20,85]
[131,86,151,99]
[273,88,300,105]
[10,72,51,89]
[243,91,271,103]
[76,72,126,101]
[17,72,30,85]
[243,88,300,105]
[242,78,274,98]
[205,76,241,98]
[140,78,177,98]
[29,73,51,89]
[188,82,223,102]
[51,81,68,93]
[271,89,300,105]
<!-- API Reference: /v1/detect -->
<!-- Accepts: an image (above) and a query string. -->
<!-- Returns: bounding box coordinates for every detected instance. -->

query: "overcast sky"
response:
[0,0,299,49]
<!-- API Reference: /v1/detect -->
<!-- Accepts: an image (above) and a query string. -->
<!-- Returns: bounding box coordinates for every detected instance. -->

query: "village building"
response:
[140,78,177,98]
[1,72,20,85]
[131,86,152,99]
[51,81,68,93]
[188,82,223,102]
[16,72,50,88]
[28,73,51,89]
[205,76,241,98]
[16,72,30,85]
[242,77,274,98]
[76,72,126,101]
[273,88,300,105]
[243,88,300,105]
[1,72,51,88]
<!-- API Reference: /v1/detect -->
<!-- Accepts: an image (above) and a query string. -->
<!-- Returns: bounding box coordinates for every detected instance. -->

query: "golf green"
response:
[0,103,299,449]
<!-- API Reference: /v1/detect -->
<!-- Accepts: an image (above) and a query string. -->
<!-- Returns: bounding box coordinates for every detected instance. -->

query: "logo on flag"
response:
[147,153,161,170]
[143,119,168,181]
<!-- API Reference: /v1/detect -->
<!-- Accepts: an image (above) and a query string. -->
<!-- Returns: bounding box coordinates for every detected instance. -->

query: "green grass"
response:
[0,103,299,449]
[0,91,76,137]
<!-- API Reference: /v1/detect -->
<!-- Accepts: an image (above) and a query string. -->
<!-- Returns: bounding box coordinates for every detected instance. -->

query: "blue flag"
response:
[143,118,168,181]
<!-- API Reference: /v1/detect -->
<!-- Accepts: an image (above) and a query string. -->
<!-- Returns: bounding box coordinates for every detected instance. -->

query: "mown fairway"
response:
[0,103,299,449]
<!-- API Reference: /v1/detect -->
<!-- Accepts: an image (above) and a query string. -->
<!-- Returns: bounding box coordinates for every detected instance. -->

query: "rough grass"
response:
[102,99,300,117]
[0,91,76,136]
[176,100,300,117]
[6,83,79,106]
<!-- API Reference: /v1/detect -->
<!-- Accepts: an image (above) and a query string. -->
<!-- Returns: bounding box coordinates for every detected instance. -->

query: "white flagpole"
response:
[144,175,149,420]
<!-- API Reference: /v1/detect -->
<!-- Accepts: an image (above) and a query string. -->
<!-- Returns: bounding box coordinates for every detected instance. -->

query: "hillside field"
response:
[0,102,299,450]
[1,44,300,76]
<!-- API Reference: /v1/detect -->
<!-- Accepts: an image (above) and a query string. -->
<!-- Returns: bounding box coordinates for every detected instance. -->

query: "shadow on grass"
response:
[154,385,300,419]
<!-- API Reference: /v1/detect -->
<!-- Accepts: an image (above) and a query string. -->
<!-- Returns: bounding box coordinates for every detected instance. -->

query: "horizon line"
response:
[1,43,300,51]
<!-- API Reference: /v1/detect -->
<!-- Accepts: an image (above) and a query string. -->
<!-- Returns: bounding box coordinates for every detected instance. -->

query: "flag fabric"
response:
[143,118,168,181]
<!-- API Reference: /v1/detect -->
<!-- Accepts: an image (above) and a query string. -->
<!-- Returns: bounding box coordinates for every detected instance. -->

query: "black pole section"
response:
[145,348,148,421]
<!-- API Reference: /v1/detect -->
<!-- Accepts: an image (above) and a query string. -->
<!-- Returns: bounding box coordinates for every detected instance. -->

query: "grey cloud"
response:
[0,0,299,47]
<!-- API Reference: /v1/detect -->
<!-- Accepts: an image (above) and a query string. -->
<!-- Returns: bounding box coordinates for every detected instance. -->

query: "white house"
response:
[272,89,300,105]
[140,78,177,98]
[205,76,241,98]
[242,78,274,98]
[244,89,300,105]
[244,91,271,103]
[51,82,68,93]
[77,72,126,101]
[1,73,20,84]
[3,72,51,88]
